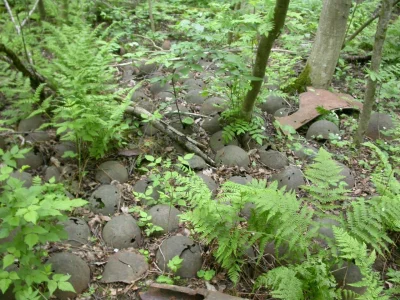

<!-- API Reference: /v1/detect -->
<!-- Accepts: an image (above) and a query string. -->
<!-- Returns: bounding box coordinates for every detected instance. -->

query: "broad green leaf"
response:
[145,155,155,162]
[2,255,14,269]
[48,280,57,295]
[25,233,39,249]
[24,211,39,224]
[0,278,12,294]
[58,281,75,292]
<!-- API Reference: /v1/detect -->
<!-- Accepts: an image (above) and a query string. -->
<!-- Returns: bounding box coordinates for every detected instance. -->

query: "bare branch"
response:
[3,0,21,34]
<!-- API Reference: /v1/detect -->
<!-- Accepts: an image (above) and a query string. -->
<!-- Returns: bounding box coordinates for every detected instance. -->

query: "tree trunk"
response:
[148,0,155,32]
[355,0,394,146]
[241,0,290,121]
[306,0,352,88]
[38,0,46,22]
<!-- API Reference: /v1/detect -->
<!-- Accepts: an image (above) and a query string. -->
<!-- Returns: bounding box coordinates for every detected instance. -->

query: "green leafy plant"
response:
[156,256,183,285]
[197,269,216,281]
[0,148,87,299]
[128,206,163,236]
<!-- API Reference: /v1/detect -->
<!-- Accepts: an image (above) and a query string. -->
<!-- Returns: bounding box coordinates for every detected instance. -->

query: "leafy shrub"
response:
[0,147,87,299]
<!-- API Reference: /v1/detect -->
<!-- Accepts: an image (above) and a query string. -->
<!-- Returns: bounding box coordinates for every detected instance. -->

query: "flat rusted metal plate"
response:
[139,283,245,300]
[275,87,363,131]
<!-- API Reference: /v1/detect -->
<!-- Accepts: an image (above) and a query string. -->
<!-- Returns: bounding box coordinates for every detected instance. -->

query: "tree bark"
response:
[241,0,290,121]
[306,0,352,89]
[355,0,394,146]
[148,0,155,32]
[38,0,46,22]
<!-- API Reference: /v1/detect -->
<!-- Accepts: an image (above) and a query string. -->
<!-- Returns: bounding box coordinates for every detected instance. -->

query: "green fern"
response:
[303,148,350,209]
[256,267,304,300]
[333,227,387,300]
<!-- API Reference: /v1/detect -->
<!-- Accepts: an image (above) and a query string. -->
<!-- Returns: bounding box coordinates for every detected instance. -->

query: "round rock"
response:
[62,217,91,247]
[201,115,222,135]
[196,172,218,194]
[306,120,340,141]
[156,236,202,278]
[44,166,61,183]
[149,81,171,97]
[293,144,318,161]
[260,95,287,114]
[215,145,250,168]
[17,115,44,132]
[95,161,128,184]
[47,252,90,300]
[209,131,239,153]
[101,251,148,283]
[274,107,290,117]
[200,97,227,115]
[89,184,121,215]
[269,166,305,192]
[54,142,77,163]
[183,78,204,90]
[147,204,180,235]
[185,90,207,105]
[228,175,253,185]
[102,214,142,249]
[9,171,32,188]
[313,217,341,248]
[259,149,288,170]
[133,179,160,204]
[16,149,44,170]
[337,162,355,188]
[186,155,207,170]
[332,261,366,296]
[138,60,157,75]
[366,112,394,141]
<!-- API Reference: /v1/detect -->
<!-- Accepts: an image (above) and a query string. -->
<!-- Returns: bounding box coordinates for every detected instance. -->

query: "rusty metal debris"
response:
[139,283,245,300]
[275,88,363,131]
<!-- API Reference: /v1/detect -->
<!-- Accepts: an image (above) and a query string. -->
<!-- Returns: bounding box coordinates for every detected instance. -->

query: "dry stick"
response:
[3,0,20,34]
[20,0,41,27]
[0,43,54,91]
[132,34,163,51]
[125,105,216,166]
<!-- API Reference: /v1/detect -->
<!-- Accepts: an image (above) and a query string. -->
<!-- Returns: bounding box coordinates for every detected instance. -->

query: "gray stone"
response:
[201,115,222,134]
[101,251,148,283]
[259,150,289,170]
[200,97,227,115]
[183,78,204,90]
[95,161,128,184]
[332,261,366,296]
[149,81,171,97]
[293,144,318,161]
[209,131,238,153]
[215,145,250,168]
[16,149,44,170]
[274,107,290,117]
[186,155,207,170]
[306,120,340,141]
[138,60,158,75]
[62,217,91,247]
[54,142,77,163]
[269,166,305,192]
[337,162,355,188]
[9,171,32,188]
[169,119,194,135]
[154,91,174,101]
[313,217,341,248]
[366,112,394,141]
[47,252,90,300]
[228,175,253,185]
[260,95,287,114]
[264,241,290,264]
[102,214,142,249]
[132,179,160,204]
[17,115,44,131]
[156,236,202,278]
[147,204,180,235]
[196,172,218,194]
[131,90,150,102]
[185,90,207,105]
[44,166,61,183]
[89,184,121,215]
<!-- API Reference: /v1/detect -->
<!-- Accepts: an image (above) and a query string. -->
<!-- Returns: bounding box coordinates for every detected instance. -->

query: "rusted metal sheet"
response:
[139,283,245,300]
[275,88,363,131]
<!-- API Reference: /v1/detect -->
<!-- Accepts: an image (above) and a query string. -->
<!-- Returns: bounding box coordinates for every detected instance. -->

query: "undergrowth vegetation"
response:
[0,0,400,299]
